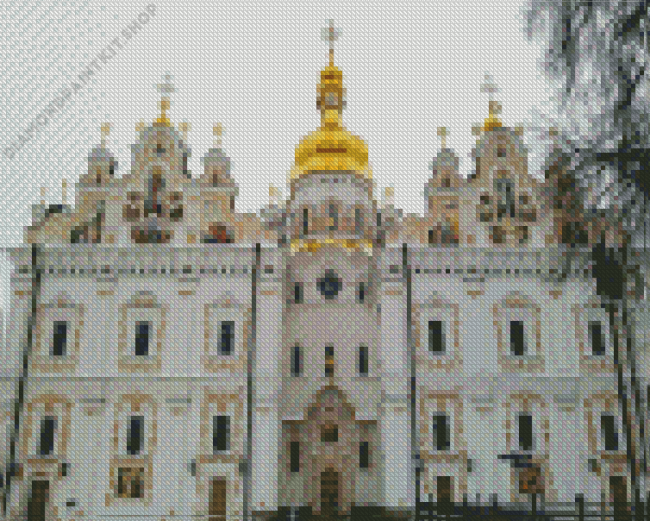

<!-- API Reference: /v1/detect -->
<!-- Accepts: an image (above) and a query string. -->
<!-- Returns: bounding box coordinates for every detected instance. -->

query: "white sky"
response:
[0,0,553,316]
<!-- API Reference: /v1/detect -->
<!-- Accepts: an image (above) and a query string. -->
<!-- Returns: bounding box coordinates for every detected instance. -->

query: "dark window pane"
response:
[52,321,67,356]
[318,271,342,300]
[432,415,449,451]
[510,321,525,356]
[429,321,444,353]
[321,424,338,443]
[290,441,300,472]
[359,442,369,468]
[213,416,230,452]
[358,283,365,303]
[358,345,368,375]
[302,209,309,236]
[329,204,338,231]
[601,415,618,451]
[518,414,533,451]
[325,346,334,377]
[135,322,150,357]
[292,345,301,376]
[219,321,235,355]
[355,209,363,233]
[590,322,605,356]
[38,417,56,456]
[294,283,303,304]
[127,416,144,455]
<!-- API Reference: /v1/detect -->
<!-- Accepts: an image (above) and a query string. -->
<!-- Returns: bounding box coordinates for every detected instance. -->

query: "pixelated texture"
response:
[1,6,648,521]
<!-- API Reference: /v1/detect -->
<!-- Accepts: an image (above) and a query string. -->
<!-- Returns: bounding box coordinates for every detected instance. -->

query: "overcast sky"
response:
[0,0,553,315]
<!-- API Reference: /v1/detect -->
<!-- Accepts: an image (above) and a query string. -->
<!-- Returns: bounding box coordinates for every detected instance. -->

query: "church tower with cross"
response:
[2,19,644,521]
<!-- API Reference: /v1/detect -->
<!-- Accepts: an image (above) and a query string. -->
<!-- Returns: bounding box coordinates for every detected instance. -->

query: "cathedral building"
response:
[1,22,648,521]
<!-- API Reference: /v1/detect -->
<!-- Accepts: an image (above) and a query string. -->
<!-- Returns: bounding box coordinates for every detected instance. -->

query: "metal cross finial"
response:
[480,73,499,102]
[100,122,111,147]
[321,19,341,65]
[437,127,449,149]
[213,123,223,147]
[157,73,175,98]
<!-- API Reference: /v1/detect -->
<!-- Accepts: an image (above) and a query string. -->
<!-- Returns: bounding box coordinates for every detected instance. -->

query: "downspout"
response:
[243,244,261,521]
[404,243,418,515]
[5,243,41,515]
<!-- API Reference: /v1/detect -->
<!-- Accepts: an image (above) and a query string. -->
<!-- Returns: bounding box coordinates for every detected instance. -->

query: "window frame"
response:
[432,413,451,452]
[213,415,231,453]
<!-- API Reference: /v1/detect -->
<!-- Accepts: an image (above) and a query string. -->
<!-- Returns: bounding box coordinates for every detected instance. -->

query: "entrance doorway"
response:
[610,476,628,520]
[209,477,227,521]
[27,480,49,521]
[321,469,339,516]
[437,476,452,514]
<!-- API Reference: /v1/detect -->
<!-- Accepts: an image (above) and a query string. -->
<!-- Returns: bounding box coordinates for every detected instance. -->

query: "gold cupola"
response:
[290,20,370,181]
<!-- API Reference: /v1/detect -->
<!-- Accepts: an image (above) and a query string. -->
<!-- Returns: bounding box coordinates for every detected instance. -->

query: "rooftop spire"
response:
[155,72,175,126]
[213,123,223,148]
[437,126,449,150]
[321,19,341,67]
[480,73,503,132]
[100,122,111,148]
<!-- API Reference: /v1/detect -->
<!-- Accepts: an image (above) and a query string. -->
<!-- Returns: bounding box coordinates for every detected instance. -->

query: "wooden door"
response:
[610,476,629,520]
[321,470,339,516]
[27,481,49,521]
[437,476,452,514]
[209,478,227,520]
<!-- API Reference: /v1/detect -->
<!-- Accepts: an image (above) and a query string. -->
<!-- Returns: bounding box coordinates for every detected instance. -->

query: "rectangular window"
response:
[355,208,364,234]
[127,416,144,455]
[432,414,450,451]
[601,415,618,451]
[358,345,368,375]
[302,209,309,236]
[117,467,144,499]
[134,322,150,357]
[428,229,434,244]
[510,320,525,356]
[38,417,56,456]
[213,415,230,452]
[428,321,445,353]
[294,283,303,304]
[218,321,235,355]
[321,424,338,443]
[325,346,334,377]
[291,345,301,376]
[357,282,366,303]
[51,321,67,356]
[518,414,533,451]
[290,441,300,473]
[359,441,369,469]
[590,322,605,356]
[329,204,338,231]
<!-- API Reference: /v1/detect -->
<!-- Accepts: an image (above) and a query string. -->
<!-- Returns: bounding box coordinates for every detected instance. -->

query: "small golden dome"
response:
[291,21,370,181]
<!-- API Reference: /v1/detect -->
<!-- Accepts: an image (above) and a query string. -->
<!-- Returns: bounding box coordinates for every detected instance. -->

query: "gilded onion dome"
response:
[290,20,370,181]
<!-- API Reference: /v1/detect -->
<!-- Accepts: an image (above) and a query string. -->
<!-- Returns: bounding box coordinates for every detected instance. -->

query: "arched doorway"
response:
[321,468,339,516]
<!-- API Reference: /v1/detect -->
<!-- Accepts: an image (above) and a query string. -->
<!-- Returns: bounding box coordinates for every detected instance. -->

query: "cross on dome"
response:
[480,73,499,101]
[213,123,223,147]
[321,19,341,66]
[100,122,111,147]
[156,73,175,125]
[437,127,449,149]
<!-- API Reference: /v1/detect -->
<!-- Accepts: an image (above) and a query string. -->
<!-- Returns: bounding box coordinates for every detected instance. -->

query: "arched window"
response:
[494,177,515,219]
[202,224,234,244]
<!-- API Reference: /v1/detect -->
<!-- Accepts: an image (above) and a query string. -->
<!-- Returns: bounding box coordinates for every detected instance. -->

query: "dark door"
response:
[437,476,452,514]
[610,476,628,520]
[321,470,339,516]
[209,478,227,520]
[27,481,49,521]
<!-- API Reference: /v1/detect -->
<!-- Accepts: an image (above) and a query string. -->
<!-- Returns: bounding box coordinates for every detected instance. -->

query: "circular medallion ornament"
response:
[318,270,342,300]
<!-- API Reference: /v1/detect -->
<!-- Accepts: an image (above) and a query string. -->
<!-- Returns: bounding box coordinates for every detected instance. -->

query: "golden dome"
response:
[290,22,371,181]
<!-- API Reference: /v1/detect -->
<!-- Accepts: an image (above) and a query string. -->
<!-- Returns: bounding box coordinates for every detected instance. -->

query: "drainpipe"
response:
[243,244,261,521]
[6,243,41,515]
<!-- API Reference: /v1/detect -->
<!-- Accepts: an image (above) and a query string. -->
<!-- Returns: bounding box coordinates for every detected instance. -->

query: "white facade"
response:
[1,46,648,521]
